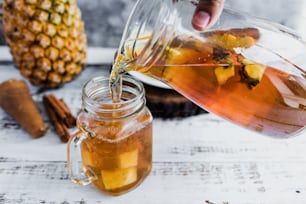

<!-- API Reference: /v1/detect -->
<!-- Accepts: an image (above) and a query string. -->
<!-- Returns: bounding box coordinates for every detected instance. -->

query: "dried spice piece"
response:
[0,79,47,138]
[43,94,76,142]
[212,47,231,62]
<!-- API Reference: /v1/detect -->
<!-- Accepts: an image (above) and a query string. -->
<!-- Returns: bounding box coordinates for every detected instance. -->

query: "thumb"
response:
[192,0,224,31]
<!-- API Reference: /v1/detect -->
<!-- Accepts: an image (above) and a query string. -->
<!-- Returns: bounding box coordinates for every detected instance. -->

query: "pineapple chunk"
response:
[101,167,137,190]
[207,32,257,50]
[118,149,138,168]
[244,63,266,81]
[242,59,266,81]
[214,66,235,85]
[240,36,256,49]
[240,58,266,88]
[222,34,237,50]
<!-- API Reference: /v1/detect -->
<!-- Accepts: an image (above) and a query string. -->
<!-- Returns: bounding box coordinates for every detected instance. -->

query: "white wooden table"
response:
[1,47,306,204]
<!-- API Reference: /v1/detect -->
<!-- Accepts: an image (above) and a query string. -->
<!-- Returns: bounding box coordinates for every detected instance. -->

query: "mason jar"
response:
[67,75,153,196]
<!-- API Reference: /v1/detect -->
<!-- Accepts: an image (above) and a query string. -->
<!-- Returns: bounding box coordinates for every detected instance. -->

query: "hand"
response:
[192,0,225,31]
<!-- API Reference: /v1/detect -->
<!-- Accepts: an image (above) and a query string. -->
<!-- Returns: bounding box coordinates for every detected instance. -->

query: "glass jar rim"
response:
[82,74,145,119]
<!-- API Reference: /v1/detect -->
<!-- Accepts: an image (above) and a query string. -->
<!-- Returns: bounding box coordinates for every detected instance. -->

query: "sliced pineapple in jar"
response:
[102,149,138,170]
[101,167,138,190]
[118,149,139,169]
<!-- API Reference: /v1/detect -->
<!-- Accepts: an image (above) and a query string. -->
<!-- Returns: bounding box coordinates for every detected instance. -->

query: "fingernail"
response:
[192,11,210,30]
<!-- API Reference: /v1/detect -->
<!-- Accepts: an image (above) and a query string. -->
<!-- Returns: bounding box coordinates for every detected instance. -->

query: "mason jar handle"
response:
[67,129,97,186]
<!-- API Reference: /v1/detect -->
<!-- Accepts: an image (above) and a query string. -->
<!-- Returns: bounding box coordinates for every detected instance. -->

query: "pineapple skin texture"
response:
[2,0,87,88]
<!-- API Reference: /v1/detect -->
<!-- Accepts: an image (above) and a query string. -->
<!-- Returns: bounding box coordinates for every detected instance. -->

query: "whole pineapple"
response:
[2,0,87,88]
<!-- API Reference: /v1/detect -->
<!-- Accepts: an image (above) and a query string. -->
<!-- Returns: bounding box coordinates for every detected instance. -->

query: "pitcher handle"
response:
[67,129,97,186]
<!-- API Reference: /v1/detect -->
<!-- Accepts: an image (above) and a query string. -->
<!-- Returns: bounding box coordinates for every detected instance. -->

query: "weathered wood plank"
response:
[1,159,306,204]
[1,111,306,204]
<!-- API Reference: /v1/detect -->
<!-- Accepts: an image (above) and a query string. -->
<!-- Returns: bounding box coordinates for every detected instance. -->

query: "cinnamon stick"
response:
[43,94,76,142]
[43,94,76,128]
[59,99,76,128]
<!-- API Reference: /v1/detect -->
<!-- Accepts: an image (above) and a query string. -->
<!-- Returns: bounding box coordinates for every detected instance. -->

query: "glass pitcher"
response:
[111,0,306,138]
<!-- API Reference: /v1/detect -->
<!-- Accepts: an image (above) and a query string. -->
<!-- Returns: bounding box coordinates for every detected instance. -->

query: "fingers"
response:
[192,0,224,31]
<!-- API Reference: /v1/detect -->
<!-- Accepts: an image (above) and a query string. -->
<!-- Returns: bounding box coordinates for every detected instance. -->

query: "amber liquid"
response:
[78,110,152,196]
[111,34,306,138]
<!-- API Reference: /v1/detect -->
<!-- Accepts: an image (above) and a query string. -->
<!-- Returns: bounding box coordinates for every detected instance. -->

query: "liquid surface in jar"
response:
[111,28,306,138]
[79,110,152,196]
